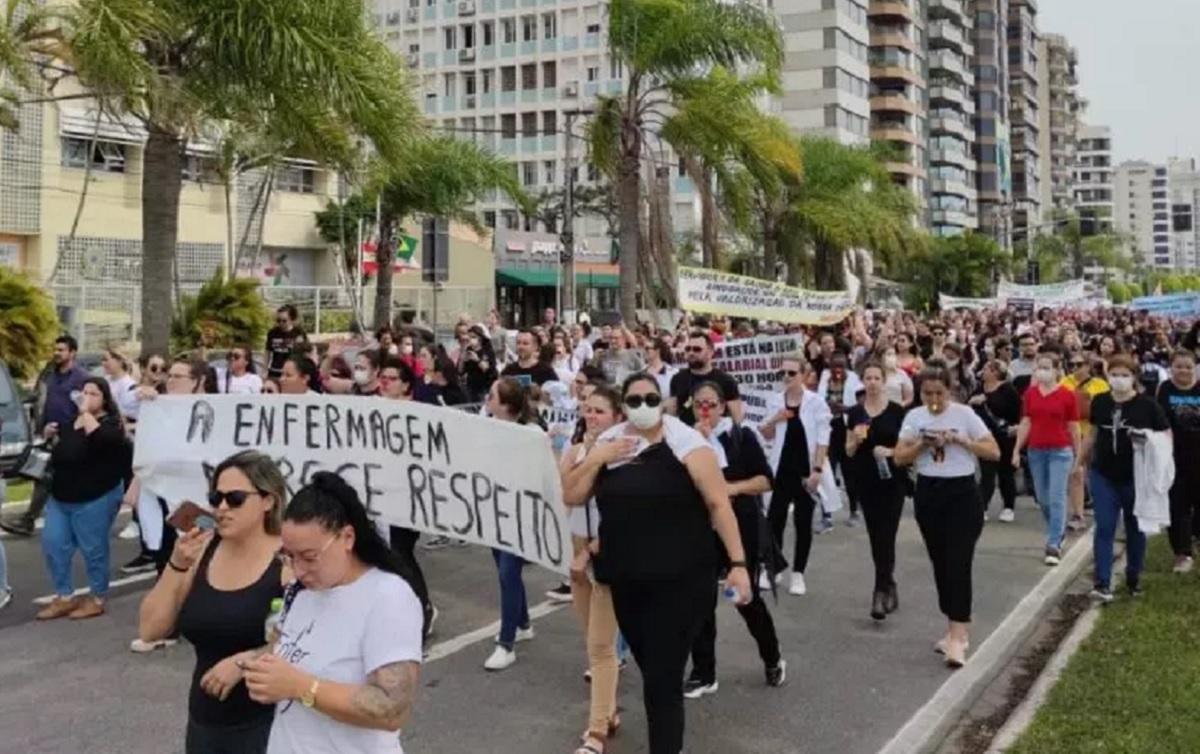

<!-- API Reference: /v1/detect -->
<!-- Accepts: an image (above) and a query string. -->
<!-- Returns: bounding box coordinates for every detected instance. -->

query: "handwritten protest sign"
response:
[677,267,854,325]
[939,293,999,310]
[1131,293,1200,318]
[134,395,569,574]
[996,279,1087,307]
[712,334,803,425]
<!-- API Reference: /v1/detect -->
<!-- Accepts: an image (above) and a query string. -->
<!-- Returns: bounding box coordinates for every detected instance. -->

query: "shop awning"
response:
[496,269,620,288]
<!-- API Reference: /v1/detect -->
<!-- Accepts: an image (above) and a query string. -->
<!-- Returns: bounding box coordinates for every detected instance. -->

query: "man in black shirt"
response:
[501,329,558,386]
[265,304,309,379]
[668,331,743,425]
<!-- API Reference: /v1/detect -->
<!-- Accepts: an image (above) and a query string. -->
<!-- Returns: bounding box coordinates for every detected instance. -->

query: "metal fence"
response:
[48,282,493,352]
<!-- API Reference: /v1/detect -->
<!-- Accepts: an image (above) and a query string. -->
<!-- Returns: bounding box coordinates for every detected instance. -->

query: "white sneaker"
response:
[515,625,535,643]
[0,588,11,611]
[999,509,1015,523]
[483,646,516,671]
[118,521,141,540]
[758,571,772,591]
[130,637,178,653]
[1174,556,1194,574]
[788,573,807,596]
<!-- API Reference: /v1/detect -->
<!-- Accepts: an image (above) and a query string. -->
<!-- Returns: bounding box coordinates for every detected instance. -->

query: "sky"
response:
[1037,0,1199,165]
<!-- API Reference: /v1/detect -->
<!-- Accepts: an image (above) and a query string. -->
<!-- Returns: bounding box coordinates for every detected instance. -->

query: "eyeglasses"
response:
[207,489,264,508]
[624,393,662,409]
[280,534,337,568]
[147,364,163,373]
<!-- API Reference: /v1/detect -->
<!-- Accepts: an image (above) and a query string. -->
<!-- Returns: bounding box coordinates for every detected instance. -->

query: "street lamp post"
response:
[560,108,592,325]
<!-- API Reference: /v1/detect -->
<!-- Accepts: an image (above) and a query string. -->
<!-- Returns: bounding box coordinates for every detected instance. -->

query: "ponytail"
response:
[284,472,409,581]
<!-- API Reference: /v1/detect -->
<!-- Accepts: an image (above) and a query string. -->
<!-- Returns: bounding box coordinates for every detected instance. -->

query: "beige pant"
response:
[570,535,619,740]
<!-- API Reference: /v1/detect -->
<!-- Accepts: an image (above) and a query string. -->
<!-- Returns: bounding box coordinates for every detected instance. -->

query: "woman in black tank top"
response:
[137,451,289,754]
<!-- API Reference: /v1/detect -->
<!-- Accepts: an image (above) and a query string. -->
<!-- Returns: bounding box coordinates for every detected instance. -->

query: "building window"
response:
[586,66,599,82]
[824,28,867,62]
[462,24,475,48]
[521,111,538,136]
[464,72,477,95]
[521,161,537,186]
[502,18,516,43]
[181,154,219,183]
[444,26,456,50]
[482,69,493,93]
[542,110,557,134]
[521,15,536,42]
[587,163,600,182]
[501,66,516,91]
[586,23,601,34]
[543,160,555,185]
[542,61,557,88]
[501,113,516,138]
[482,21,494,46]
[521,63,537,90]
[276,164,316,194]
[502,210,518,229]
[609,57,623,80]
[61,137,127,172]
[542,12,557,39]
[484,211,497,228]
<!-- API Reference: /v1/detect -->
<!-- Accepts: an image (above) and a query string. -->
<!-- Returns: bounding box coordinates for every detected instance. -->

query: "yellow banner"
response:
[677,266,854,325]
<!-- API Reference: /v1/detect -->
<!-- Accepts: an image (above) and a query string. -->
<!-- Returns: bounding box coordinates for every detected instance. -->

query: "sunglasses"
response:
[147,364,163,373]
[207,489,263,508]
[624,394,662,409]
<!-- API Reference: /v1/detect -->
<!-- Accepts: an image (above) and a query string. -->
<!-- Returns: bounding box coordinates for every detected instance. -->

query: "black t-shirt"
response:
[775,394,810,488]
[501,361,559,387]
[265,326,308,378]
[1157,381,1200,471]
[717,426,774,500]
[670,368,740,426]
[846,402,905,486]
[973,382,1021,443]
[1090,393,1169,484]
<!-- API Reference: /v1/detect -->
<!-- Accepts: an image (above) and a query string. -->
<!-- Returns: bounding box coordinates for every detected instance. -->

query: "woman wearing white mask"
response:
[1012,352,1081,567]
[878,344,914,407]
[325,350,382,397]
[563,373,751,754]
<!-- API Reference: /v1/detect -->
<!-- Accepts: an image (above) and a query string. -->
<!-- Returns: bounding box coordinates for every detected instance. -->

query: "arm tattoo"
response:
[352,661,419,729]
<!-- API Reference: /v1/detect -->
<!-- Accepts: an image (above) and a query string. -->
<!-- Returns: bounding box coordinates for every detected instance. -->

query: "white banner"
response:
[996,279,1087,307]
[939,293,999,310]
[134,395,569,574]
[712,334,803,425]
[677,266,854,325]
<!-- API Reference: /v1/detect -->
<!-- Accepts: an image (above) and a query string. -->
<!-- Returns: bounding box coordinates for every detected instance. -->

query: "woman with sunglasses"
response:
[684,381,784,699]
[559,385,625,754]
[760,355,837,597]
[137,451,289,754]
[243,473,423,754]
[1060,352,1108,532]
[221,346,263,395]
[563,373,751,754]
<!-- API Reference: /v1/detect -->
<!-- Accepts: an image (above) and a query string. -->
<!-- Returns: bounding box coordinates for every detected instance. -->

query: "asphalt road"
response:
[0,497,1066,754]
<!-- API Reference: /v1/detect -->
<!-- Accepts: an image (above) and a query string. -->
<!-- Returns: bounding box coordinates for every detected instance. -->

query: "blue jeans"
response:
[492,549,529,650]
[1028,447,1073,549]
[1090,470,1145,590]
[42,484,123,598]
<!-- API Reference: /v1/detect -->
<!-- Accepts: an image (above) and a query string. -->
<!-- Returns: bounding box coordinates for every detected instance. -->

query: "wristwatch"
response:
[301,678,320,709]
[729,560,748,570]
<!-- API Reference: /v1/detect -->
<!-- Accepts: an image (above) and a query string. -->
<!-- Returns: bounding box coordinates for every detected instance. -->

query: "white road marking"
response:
[31,571,159,605]
[2,499,31,511]
[424,599,569,663]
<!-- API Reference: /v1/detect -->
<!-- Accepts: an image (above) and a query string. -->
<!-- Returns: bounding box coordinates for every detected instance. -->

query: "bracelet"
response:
[167,559,189,573]
[728,560,748,569]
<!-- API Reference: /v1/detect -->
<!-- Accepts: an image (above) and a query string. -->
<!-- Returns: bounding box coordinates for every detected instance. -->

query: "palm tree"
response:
[58,0,420,354]
[587,0,783,323]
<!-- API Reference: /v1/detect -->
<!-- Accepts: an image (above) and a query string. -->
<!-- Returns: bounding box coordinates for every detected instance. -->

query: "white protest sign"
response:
[134,395,569,574]
[939,293,999,310]
[712,334,803,425]
[996,279,1087,307]
[677,266,854,325]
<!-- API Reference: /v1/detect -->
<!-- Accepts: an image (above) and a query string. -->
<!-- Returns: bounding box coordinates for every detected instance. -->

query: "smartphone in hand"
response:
[166,500,217,532]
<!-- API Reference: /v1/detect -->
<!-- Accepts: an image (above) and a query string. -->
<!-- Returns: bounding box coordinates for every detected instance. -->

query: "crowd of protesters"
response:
[1,298,1198,754]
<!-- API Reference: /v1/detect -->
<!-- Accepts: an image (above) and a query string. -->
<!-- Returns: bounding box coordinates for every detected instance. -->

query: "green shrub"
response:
[0,267,60,379]
[171,269,270,353]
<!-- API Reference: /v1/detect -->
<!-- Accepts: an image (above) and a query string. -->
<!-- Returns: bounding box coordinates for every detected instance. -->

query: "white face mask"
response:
[352,368,371,386]
[401,344,414,356]
[626,403,662,430]
[387,344,399,356]
[1035,368,1055,385]
[883,354,898,369]
[1110,375,1134,394]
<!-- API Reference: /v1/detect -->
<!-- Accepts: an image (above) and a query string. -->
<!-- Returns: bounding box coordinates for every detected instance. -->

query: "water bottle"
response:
[723,585,741,604]
[264,597,284,644]
[876,454,893,480]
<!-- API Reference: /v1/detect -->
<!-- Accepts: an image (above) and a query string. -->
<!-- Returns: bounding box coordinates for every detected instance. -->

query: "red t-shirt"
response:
[1022,385,1079,449]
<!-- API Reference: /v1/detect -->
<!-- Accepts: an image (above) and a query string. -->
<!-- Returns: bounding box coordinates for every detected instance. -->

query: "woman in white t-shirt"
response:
[101,346,139,421]
[244,472,422,754]
[894,366,1000,669]
[220,346,264,395]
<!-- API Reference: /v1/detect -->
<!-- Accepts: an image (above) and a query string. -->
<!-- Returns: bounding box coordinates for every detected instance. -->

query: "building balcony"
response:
[928,20,966,50]
[871,125,920,146]
[929,50,967,79]
[927,0,965,20]
[541,37,559,53]
[868,1,914,22]
[870,65,925,87]
[931,146,972,169]
[519,40,537,55]
[499,90,516,105]
[520,88,538,104]
[520,135,539,152]
[885,161,927,180]
[869,31,916,52]
[931,209,973,228]
[870,94,921,115]
[674,176,694,194]
[931,176,974,198]
[930,115,970,139]
[929,84,966,107]
[584,32,600,48]
[562,35,579,51]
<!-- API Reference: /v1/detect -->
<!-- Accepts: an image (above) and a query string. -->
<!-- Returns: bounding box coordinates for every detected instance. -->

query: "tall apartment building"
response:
[1005,0,1040,244]
[925,0,977,235]
[1114,160,1168,268]
[1169,158,1200,271]
[970,0,1012,249]
[776,0,871,145]
[1072,125,1114,232]
[865,0,928,220]
[1037,33,1081,216]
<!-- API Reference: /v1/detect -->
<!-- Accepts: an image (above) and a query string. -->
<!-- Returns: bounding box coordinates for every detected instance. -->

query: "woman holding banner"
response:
[482,377,543,671]
[563,373,751,754]
[560,384,625,754]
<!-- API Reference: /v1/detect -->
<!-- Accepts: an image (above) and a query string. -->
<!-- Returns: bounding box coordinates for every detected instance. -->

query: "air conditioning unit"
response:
[458,0,476,14]
[465,95,477,108]
[563,81,579,97]
[406,7,419,22]
[459,47,476,62]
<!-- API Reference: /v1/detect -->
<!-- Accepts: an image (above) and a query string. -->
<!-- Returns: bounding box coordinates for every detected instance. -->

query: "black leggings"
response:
[768,485,817,574]
[829,419,859,514]
[185,717,271,754]
[611,571,715,754]
[914,475,983,623]
[389,526,433,636]
[1168,474,1200,557]
[860,480,905,593]
[978,437,1016,511]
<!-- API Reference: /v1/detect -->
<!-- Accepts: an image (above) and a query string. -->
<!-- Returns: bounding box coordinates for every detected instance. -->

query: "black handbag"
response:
[584,497,612,585]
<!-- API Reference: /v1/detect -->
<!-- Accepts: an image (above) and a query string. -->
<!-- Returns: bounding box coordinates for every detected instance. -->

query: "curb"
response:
[985,605,1101,752]
[876,529,1094,754]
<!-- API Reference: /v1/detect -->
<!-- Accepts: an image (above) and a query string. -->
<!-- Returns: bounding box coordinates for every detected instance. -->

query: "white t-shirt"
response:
[219,369,264,395]
[107,374,139,419]
[885,370,912,405]
[567,445,601,538]
[268,568,423,754]
[899,403,991,478]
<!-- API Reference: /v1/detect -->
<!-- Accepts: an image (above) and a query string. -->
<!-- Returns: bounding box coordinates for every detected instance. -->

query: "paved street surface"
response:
[0,499,1067,754]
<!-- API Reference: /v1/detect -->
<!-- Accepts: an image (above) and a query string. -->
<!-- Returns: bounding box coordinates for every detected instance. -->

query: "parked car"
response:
[0,360,33,478]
